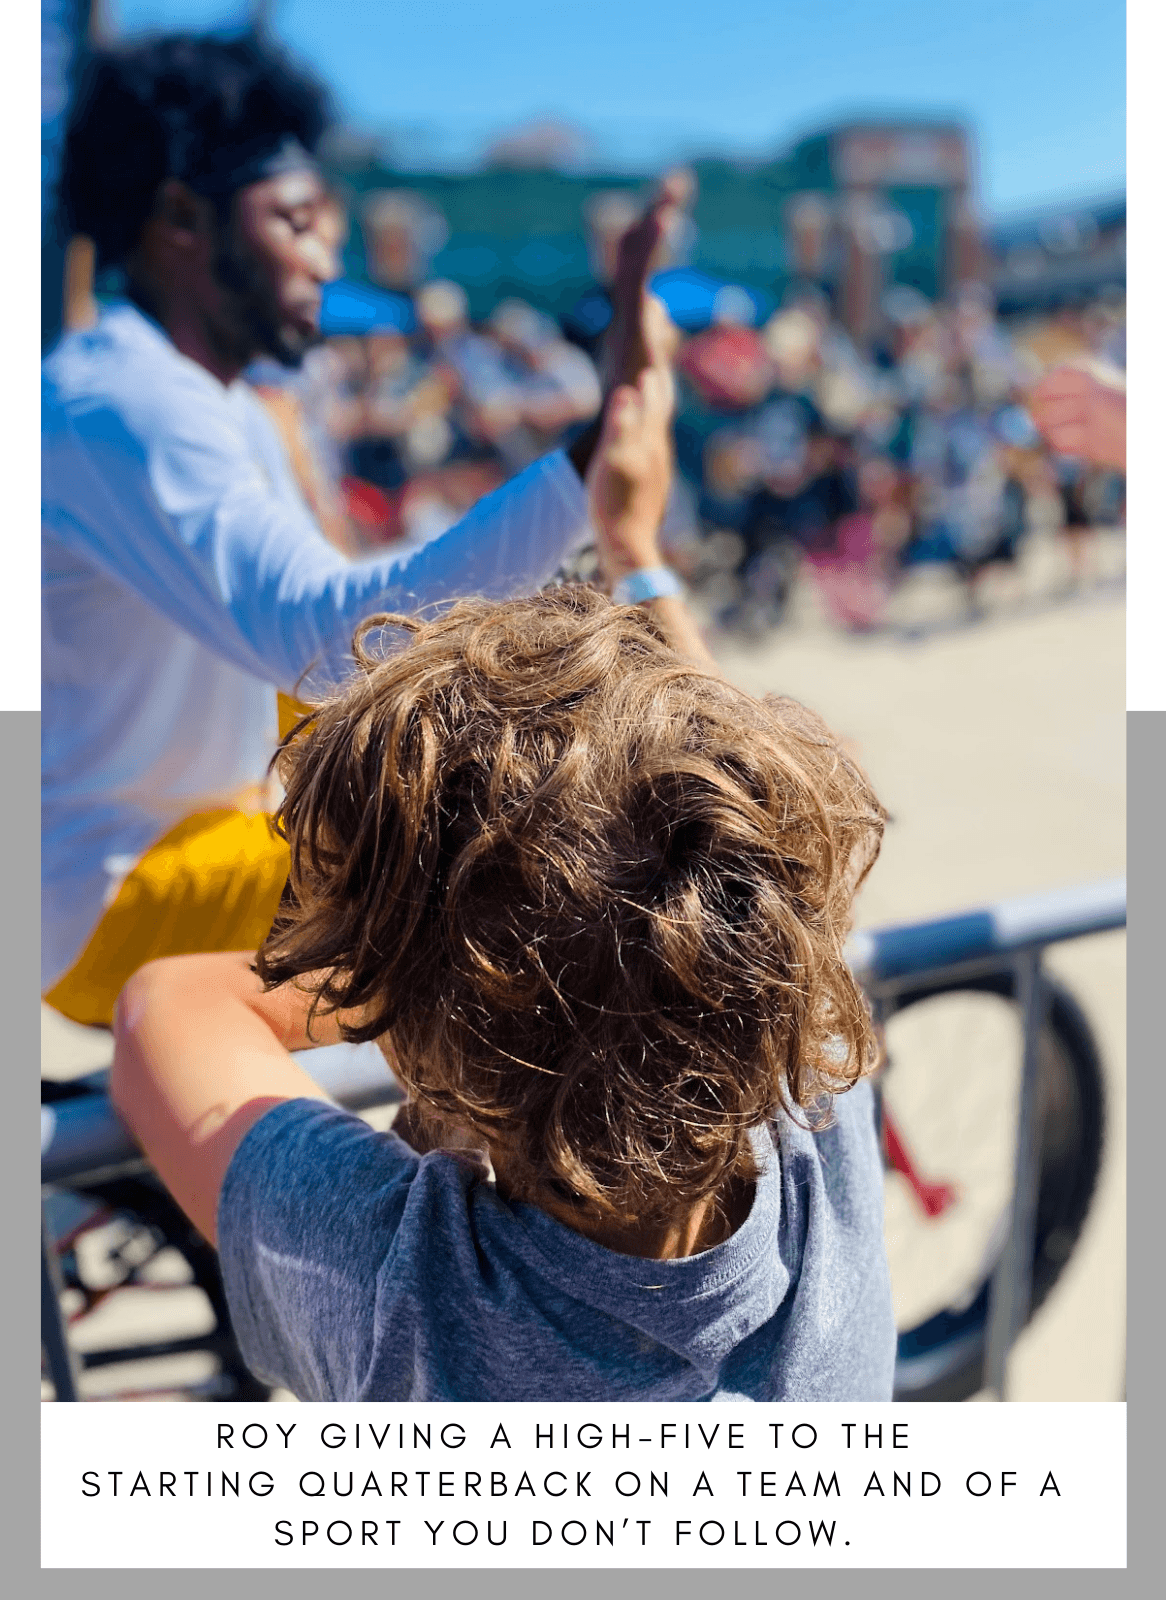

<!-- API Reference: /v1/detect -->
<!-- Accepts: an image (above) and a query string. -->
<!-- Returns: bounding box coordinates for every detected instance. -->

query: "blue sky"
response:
[106,0,1126,215]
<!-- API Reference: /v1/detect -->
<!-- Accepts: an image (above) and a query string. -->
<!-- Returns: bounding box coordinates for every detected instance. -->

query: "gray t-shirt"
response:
[217,1079,895,1402]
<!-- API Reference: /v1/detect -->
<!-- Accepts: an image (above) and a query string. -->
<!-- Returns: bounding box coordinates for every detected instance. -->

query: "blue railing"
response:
[41,1041,400,1188]
[847,875,1126,990]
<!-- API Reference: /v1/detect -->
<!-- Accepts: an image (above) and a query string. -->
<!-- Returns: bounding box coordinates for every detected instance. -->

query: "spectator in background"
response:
[488,298,602,453]
[678,299,773,414]
[354,325,460,490]
[361,188,449,293]
[950,280,1022,410]
[803,452,905,632]
[415,278,528,465]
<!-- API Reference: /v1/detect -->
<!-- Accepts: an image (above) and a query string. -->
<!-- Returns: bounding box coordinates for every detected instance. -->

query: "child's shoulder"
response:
[775,1077,884,1210]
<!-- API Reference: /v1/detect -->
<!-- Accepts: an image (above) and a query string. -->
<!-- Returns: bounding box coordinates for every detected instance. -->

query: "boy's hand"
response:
[1028,364,1126,469]
[587,359,674,584]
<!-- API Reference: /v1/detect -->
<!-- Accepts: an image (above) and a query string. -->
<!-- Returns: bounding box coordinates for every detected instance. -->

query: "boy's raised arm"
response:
[109,951,350,1243]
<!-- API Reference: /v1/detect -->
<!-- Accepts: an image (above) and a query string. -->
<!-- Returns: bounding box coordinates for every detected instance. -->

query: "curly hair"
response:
[257,587,885,1224]
[61,30,332,269]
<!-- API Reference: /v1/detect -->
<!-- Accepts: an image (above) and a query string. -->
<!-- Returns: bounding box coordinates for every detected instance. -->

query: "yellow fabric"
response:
[277,691,314,742]
[44,809,291,1029]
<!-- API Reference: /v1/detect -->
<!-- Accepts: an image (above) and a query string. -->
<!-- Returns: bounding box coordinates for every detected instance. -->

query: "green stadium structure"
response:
[329,119,986,343]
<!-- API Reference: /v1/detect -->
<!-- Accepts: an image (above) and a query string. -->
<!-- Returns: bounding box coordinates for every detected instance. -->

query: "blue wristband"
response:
[612,565,683,605]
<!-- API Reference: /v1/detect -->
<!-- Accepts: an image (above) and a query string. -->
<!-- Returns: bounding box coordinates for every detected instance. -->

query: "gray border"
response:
[18,1578,1153,1600]
[1126,711,1157,1573]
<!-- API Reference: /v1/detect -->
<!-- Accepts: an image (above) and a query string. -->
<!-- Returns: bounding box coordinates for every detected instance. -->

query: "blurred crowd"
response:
[671,279,1126,630]
[249,210,1126,635]
[250,278,602,557]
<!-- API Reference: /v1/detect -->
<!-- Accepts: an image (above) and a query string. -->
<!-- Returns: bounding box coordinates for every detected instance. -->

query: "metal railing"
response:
[42,875,1125,1402]
[846,875,1126,992]
[849,874,1125,1398]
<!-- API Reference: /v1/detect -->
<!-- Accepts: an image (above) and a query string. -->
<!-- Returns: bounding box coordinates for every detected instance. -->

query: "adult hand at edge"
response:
[1028,364,1126,470]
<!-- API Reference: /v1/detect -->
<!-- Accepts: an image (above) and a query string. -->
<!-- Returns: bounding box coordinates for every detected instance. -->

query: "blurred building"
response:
[988,193,1126,316]
[482,119,593,173]
[328,116,992,347]
[770,120,988,341]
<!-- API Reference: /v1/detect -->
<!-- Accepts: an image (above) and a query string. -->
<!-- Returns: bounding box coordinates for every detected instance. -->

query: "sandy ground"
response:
[41,526,1126,1401]
[711,534,1126,1401]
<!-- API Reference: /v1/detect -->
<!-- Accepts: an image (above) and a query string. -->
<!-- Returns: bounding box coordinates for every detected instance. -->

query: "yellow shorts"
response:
[43,808,292,1030]
[44,695,312,1029]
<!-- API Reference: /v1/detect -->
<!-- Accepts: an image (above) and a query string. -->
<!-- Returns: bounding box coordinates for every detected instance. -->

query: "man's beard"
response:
[212,232,320,370]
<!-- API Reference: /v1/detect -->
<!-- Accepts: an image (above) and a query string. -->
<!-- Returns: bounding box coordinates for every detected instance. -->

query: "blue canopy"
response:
[322,268,771,342]
[565,268,772,343]
[319,279,416,337]
[650,267,772,332]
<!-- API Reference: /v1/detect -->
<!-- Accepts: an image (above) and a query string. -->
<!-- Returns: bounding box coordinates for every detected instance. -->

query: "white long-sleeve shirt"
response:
[42,304,590,988]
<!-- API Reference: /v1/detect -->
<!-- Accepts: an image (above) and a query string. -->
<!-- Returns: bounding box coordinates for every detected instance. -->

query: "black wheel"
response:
[43,1169,269,1402]
[879,969,1104,1401]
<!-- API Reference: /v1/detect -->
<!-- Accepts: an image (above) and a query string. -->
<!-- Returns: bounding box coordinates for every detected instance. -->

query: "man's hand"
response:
[588,361,674,583]
[1028,364,1126,470]
[568,175,685,480]
[599,171,686,390]
[586,362,720,674]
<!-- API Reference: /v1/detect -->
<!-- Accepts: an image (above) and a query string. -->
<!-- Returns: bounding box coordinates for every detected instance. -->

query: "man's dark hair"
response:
[61,30,332,269]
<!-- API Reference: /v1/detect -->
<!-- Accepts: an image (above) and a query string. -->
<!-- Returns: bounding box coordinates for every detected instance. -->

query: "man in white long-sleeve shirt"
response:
[43,32,674,1024]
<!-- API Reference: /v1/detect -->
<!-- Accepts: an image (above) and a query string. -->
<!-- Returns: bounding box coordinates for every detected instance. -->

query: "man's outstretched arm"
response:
[45,381,591,696]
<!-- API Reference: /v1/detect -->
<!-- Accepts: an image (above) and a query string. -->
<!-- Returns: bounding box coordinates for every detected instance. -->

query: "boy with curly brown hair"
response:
[111,367,896,1401]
